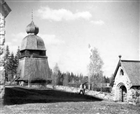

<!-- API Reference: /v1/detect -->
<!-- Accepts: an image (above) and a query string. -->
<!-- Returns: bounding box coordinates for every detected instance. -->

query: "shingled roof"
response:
[20,35,46,51]
[111,59,140,87]
[17,57,51,82]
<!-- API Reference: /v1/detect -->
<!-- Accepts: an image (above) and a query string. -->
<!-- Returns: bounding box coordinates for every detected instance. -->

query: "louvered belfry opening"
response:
[17,21,51,86]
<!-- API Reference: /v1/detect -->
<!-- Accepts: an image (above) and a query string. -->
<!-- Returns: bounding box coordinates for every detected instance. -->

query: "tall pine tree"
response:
[4,46,20,81]
[4,45,10,81]
[4,45,10,60]
[14,47,20,77]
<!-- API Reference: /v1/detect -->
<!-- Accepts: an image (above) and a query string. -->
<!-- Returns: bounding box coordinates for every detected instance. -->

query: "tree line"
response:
[4,45,112,92]
[51,46,112,92]
[51,63,86,87]
[51,63,111,91]
[4,45,20,81]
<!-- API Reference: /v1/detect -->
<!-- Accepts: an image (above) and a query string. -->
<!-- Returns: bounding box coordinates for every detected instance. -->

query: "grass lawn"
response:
[0,86,140,114]
[0,101,140,114]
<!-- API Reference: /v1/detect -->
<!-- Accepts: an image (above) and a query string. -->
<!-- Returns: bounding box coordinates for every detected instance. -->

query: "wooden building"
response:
[17,20,51,86]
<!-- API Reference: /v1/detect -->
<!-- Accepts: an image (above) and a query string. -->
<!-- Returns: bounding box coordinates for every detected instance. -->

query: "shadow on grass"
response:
[3,86,103,105]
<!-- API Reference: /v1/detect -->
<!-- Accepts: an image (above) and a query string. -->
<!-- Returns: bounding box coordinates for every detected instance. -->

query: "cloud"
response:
[11,32,26,38]
[11,32,26,43]
[36,6,92,21]
[40,34,65,45]
[91,20,105,25]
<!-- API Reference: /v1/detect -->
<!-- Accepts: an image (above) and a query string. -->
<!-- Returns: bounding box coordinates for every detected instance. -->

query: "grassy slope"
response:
[3,86,102,105]
[0,87,140,114]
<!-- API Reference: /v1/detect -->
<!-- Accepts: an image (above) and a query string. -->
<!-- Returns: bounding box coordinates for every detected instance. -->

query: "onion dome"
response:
[26,21,39,35]
[20,21,46,51]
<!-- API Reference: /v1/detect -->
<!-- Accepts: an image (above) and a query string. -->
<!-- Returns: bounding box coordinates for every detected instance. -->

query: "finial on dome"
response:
[119,55,122,60]
[26,11,39,35]
[31,9,33,22]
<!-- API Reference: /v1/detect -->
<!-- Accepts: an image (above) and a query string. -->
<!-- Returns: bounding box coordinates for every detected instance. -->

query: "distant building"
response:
[16,20,51,86]
[111,56,140,102]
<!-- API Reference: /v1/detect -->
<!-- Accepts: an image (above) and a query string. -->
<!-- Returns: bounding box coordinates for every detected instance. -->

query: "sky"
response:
[3,0,139,77]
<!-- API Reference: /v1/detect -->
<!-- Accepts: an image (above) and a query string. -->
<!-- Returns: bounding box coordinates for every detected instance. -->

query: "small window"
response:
[120,69,124,75]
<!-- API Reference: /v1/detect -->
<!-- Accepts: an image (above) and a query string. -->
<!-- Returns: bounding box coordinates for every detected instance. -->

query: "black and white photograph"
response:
[0,0,140,113]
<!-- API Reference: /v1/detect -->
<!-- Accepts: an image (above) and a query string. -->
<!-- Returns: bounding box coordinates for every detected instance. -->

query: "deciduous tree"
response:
[52,63,61,86]
[88,47,104,90]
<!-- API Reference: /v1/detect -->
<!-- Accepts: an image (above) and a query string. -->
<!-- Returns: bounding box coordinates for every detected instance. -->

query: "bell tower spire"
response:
[26,10,39,35]
[31,9,33,22]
